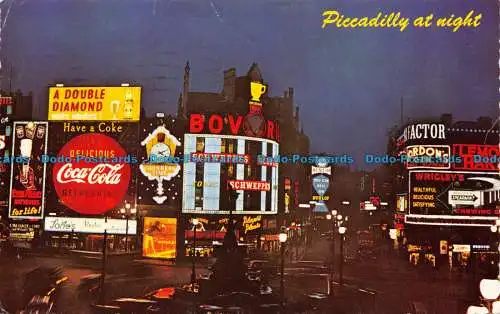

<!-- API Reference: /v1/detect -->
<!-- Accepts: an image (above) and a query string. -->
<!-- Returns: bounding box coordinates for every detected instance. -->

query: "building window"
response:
[221,138,226,153]
[196,137,205,153]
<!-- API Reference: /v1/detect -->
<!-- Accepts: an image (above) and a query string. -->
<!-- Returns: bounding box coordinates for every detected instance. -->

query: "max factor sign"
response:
[399,124,446,144]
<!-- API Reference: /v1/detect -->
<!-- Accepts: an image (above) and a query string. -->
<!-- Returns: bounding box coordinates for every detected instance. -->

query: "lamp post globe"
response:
[466,305,489,314]
[279,233,288,243]
[479,279,500,300]
[331,210,338,216]
[492,300,500,313]
[338,226,346,234]
[337,214,343,221]
[326,214,332,220]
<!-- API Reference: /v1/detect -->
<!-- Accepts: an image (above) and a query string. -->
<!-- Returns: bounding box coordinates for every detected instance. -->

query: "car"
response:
[19,295,55,314]
[91,286,200,313]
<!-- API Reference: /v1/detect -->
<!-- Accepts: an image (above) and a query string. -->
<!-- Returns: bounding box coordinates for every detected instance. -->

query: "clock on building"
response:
[150,142,171,160]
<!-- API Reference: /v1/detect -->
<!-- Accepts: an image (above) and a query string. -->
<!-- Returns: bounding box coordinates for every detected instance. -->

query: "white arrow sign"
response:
[448,190,482,207]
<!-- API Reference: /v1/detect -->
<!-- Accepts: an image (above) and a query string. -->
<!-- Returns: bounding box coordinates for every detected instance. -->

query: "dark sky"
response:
[3,0,498,169]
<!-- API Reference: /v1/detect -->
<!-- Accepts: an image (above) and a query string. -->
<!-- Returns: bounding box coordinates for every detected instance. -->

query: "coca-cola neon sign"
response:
[52,134,131,215]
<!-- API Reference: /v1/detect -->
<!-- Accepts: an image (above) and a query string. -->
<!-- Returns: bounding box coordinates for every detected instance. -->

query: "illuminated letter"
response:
[267,121,275,140]
[208,115,223,134]
[438,124,445,139]
[189,114,204,133]
[228,115,243,135]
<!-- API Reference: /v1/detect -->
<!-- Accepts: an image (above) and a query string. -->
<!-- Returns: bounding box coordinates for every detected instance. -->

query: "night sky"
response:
[3,0,498,169]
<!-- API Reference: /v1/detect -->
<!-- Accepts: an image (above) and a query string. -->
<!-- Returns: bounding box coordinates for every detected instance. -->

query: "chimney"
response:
[477,116,493,128]
[288,87,294,102]
[223,68,236,102]
[440,113,453,126]
[284,90,288,98]
[181,61,190,118]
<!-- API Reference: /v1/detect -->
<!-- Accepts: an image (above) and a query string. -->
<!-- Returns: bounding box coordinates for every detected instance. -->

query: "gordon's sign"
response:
[48,86,141,121]
[405,145,451,169]
[189,113,279,141]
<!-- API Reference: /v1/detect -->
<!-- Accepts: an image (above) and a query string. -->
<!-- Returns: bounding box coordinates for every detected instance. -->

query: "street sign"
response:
[448,190,482,207]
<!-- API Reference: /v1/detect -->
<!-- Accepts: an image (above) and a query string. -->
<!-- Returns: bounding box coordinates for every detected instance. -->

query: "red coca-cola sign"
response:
[52,134,131,215]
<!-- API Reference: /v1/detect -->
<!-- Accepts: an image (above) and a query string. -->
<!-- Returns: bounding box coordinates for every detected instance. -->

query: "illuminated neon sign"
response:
[189,113,279,141]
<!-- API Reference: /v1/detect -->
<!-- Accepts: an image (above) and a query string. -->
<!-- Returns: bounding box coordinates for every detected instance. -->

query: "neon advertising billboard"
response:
[404,145,451,169]
[139,125,181,204]
[182,134,279,215]
[9,122,48,219]
[142,217,177,259]
[46,122,138,219]
[48,86,142,121]
[406,170,499,226]
[311,157,331,213]
[182,80,279,215]
[451,144,499,171]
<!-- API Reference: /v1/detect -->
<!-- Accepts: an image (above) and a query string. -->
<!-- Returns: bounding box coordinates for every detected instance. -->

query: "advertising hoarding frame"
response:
[48,86,142,121]
[142,217,177,259]
[44,216,137,235]
[8,121,48,219]
[405,145,451,170]
[406,169,499,226]
[46,121,139,217]
[182,133,278,215]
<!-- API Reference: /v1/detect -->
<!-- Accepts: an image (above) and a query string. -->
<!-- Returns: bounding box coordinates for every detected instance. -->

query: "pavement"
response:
[298,235,476,314]
[0,235,481,313]
[0,253,210,314]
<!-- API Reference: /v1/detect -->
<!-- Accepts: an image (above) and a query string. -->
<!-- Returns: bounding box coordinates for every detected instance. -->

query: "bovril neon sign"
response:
[189,114,279,141]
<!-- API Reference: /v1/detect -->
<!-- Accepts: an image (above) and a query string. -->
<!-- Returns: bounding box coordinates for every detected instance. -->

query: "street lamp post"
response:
[99,217,108,304]
[338,226,346,286]
[279,231,288,308]
[466,220,500,314]
[190,218,199,284]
